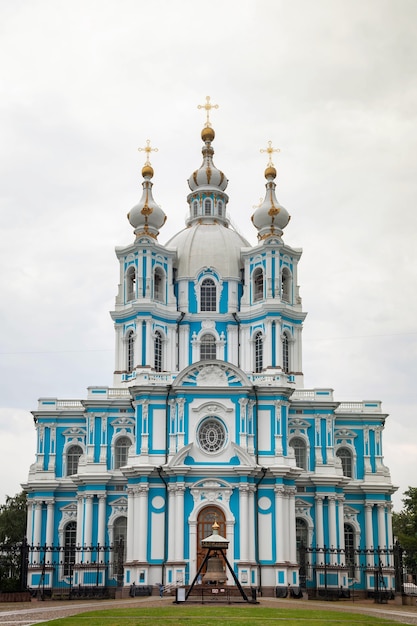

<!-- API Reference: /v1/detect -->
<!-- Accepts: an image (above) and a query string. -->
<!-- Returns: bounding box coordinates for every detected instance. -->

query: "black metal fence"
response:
[18,540,125,599]
[299,544,403,602]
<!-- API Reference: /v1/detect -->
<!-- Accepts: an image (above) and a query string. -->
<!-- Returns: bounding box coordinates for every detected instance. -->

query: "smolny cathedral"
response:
[24,99,396,596]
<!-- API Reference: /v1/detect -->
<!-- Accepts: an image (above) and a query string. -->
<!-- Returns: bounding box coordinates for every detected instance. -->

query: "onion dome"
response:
[188,126,228,192]
[251,142,290,241]
[127,141,167,240]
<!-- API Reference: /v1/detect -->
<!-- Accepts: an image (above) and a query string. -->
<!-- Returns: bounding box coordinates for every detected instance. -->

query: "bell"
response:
[202,552,227,584]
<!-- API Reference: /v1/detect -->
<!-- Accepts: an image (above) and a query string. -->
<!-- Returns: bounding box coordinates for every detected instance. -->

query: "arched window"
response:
[66,445,83,477]
[63,521,77,576]
[204,198,211,215]
[154,330,163,372]
[217,200,223,216]
[344,523,355,577]
[126,266,136,302]
[200,278,216,312]
[290,437,307,470]
[114,436,131,469]
[127,330,134,372]
[296,518,308,563]
[114,516,127,559]
[254,331,263,373]
[193,201,198,217]
[253,267,264,302]
[154,267,165,303]
[200,334,216,360]
[336,447,353,478]
[282,333,290,373]
[281,267,292,302]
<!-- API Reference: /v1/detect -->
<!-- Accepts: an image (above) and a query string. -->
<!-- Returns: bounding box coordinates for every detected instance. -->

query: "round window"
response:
[198,418,226,453]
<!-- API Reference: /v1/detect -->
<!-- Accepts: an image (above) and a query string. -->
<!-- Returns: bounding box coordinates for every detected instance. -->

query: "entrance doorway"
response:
[196,506,226,574]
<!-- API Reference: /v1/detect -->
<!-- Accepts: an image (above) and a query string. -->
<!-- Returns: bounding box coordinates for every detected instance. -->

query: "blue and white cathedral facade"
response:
[24,106,396,596]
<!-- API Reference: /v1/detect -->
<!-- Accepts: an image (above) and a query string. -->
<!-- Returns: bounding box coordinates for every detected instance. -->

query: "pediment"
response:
[173,361,251,388]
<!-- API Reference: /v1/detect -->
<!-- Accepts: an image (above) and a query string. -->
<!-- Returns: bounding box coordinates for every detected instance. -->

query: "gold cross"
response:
[197,96,219,127]
[138,139,158,164]
[260,140,280,167]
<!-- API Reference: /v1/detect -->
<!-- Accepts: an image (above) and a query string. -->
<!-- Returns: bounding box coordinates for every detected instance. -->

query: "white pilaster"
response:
[98,494,106,546]
[377,503,387,565]
[127,488,134,562]
[315,495,324,549]
[84,495,93,551]
[328,495,337,564]
[174,483,185,562]
[46,500,54,547]
[239,485,249,561]
[274,485,285,562]
[137,484,149,562]
[167,485,176,562]
[365,503,374,551]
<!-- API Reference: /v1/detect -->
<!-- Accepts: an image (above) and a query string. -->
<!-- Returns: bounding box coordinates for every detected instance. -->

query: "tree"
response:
[0,491,27,543]
[393,487,417,579]
[0,491,27,592]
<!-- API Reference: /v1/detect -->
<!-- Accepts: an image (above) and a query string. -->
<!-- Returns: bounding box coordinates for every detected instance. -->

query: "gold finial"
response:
[260,140,280,167]
[138,139,158,165]
[198,96,219,128]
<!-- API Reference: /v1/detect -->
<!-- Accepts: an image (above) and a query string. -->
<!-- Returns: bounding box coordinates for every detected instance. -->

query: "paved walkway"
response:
[0,595,417,625]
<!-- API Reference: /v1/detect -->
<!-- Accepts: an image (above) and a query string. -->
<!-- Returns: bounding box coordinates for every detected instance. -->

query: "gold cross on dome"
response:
[138,139,158,164]
[260,140,280,167]
[197,96,219,127]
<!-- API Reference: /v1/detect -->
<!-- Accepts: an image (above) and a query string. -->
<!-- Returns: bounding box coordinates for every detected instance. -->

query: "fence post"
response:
[19,538,29,592]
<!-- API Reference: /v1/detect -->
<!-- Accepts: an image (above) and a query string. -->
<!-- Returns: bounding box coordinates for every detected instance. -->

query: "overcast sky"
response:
[0,0,416,511]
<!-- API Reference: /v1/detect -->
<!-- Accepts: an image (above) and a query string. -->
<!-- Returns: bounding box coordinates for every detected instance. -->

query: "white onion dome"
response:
[188,126,228,192]
[127,163,167,240]
[251,165,290,241]
[186,126,230,228]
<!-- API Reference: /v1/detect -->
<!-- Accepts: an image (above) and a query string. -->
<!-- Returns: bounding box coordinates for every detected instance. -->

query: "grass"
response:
[35,605,404,625]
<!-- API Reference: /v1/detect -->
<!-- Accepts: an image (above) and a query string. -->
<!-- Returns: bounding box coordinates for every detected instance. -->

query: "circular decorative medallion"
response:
[198,418,226,453]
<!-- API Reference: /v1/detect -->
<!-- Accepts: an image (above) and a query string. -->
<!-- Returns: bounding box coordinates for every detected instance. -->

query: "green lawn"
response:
[35,605,403,625]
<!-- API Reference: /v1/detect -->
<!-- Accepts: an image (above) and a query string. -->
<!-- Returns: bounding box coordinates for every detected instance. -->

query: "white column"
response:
[126,488,135,562]
[282,490,289,561]
[288,488,297,563]
[226,520,235,584]
[84,495,93,552]
[248,486,256,562]
[76,496,84,563]
[133,487,141,559]
[137,484,149,562]
[239,485,249,561]
[377,504,387,566]
[178,324,189,370]
[167,485,176,561]
[337,496,345,554]
[275,486,285,563]
[33,500,42,563]
[328,495,337,564]
[264,319,272,367]
[46,500,55,547]
[365,503,374,551]
[315,495,324,549]
[189,520,197,584]
[386,503,393,565]
[174,484,185,562]
[26,500,33,544]
[97,494,106,547]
